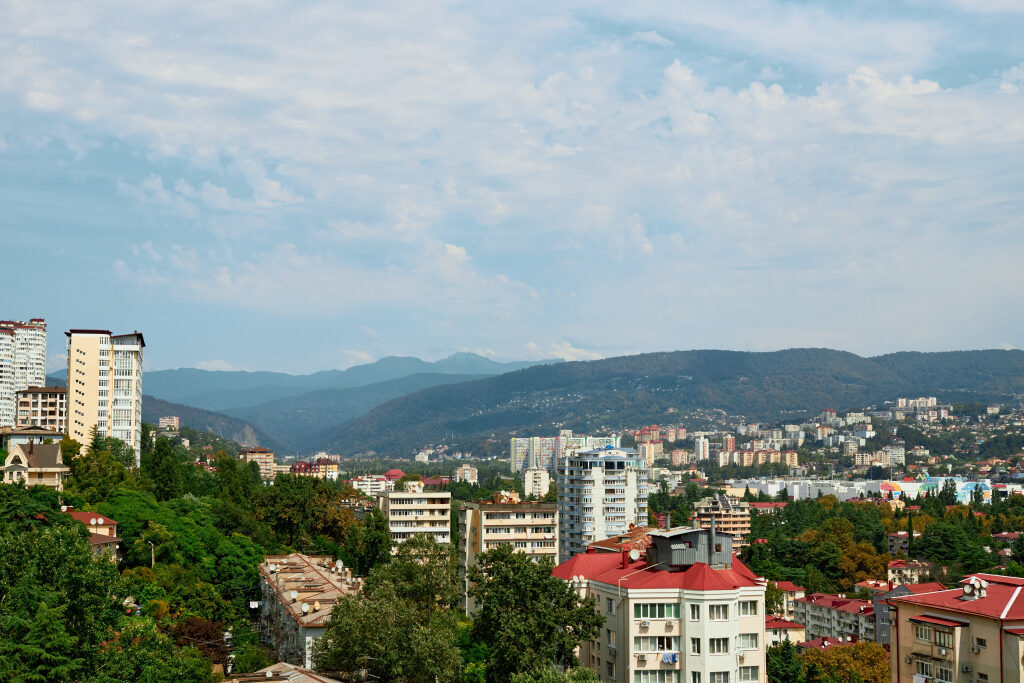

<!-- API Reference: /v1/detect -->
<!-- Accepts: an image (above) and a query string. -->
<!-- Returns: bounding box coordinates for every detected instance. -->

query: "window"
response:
[710,673,729,683]
[634,636,679,652]
[691,674,701,683]
[690,638,701,654]
[607,598,614,615]
[935,629,953,648]
[607,661,615,679]
[935,666,953,683]
[914,624,932,642]
[737,633,758,650]
[709,604,729,621]
[634,603,681,619]
[738,600,758,616]
[978,674,989,681]
[634,673,679,683]
[709,638,729,654]
[976,637,988,648]
[690,604,700,621]
[738,667,758,682]
[607,629,615,646]
[915,661,932,678]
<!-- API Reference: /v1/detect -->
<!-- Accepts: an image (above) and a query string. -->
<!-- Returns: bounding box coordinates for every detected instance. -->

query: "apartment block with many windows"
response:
[558,447,648,563]
[377,480,451,546]
[554,526,767,683]
[66,329,144,462]
[693,496,752,549]
[0,318,46,428]
[15,386,67,433]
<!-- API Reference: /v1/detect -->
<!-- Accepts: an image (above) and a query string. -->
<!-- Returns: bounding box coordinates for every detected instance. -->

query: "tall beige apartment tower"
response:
[66,329,145,464]
[0,318,47,427]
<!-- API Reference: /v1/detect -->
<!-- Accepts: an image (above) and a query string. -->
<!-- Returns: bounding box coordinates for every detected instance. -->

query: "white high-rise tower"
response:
[0,318,47,427]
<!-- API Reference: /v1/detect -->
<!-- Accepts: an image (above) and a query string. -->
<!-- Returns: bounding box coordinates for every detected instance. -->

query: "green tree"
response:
[150,437,181,502]
[89,617,212,683]
[469,545,604,680]
[767,640,803,683]
[344,508,392,575]
[0,600,84,682]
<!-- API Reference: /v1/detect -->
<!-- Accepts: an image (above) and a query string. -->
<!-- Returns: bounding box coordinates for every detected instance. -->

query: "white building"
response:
[524,467,551,498]
[510,430,621,472]
[557,447,648,563]
[350,474,394,497]
[453,464,478,484]
[66,329,145,463]
[554,527,767,682]
[694,436,710,461]
[377,480,451,546]
[0,319,47,428]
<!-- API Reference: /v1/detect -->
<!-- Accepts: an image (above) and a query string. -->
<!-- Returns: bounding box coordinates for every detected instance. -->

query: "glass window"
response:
[691,674,701,683]
[914,624,932,642]
[976,637,987,648]
[738,667,758,682]
[634,636,679,652]
[710,673,729,683]
[634,673,679,683]
[936,666,953,683]
[607,598,614,614]
[935,630,953,648]
[737,633,758,650]
[709,604,729,621]
[915,661,932,677]
[690,604,700,621]
[738,600,758,616]
[607,661,615,678]
[690,638,701,654]
[709,638,729,654]
[634,603,681,619]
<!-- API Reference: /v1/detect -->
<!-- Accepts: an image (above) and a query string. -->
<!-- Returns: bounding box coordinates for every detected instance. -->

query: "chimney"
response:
[622,545,631,570]
[708,516,716,564]
[29,439,34,455]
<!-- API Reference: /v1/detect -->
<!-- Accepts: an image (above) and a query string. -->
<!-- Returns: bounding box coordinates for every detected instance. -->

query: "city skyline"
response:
[3,1,1023,374]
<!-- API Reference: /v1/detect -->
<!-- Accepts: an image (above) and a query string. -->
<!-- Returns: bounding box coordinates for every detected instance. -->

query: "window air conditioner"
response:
[640,620,650,627]
[937,648,948,656]
[962,664,972,672]
[904,656,913,664]
[972,645,981,653]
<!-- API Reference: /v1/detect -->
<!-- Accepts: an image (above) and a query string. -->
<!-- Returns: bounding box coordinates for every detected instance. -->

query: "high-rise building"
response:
[377,480,451,546]
[554,527,766,683]
[15,386,67,433]
[240,447,276,480]
[66,329,144,462]
[693,495,752,549]
[523,467,551,498]
[694,435,710,461]
[557,447,648,563]
[0,319,47,428]
[510,431,620,472]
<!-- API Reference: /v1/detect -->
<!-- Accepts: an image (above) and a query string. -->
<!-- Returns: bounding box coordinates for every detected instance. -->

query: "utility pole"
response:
[148,541,155,568]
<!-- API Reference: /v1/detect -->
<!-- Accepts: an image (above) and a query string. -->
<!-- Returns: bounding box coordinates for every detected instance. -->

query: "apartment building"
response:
[870,582,946,647]
[765,617,806,647]
[15,386,67,433]
[523,467,551,498]
[258,554,363,668]
[454,464,479,484]
[66,329,144,461]
[158,416,180,430]
[772,581,806,620]
[888,560,933,585]
[2,441,70,491]
[694,495,752,549]
[350,474,394,497]
[0,318,47,428]
[458,491,558,613]
[553,526,767,683]
[240,447,275,480]
[290,458,339,480]
[510,430,620,472]
[889,574,1024,683]
[377,480,451,545]
[557,447,648,563]
[793,594,875,643]
[888,531,921,556]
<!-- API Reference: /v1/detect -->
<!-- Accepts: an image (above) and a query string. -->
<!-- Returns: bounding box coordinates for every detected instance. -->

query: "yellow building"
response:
[240,447,275,480]
[66,329,144,462]
[3,441,70,490]
[693,495,752,548]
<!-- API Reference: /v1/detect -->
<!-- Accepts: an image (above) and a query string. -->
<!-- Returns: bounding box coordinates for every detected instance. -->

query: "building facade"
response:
[240,447,275,480]
[889,574,1024,683]
[554,527,767,683]
[2,441,70,490]
[523,467,551,498]
[377,480,452,545]
[158,416,180,430]
[350,474,394,497]
[557,447,648,563]
[454,464,479,484]
[0,319,47,428]
[66,329,144,461]
[693,496,752,549]
[510,431,621,472]
[458,491,558,613]
[62,505,120,561]
[793,594,875,643]
[15,386,67,433]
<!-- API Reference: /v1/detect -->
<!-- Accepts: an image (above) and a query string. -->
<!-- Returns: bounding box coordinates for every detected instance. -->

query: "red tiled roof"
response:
[552,552,761,591]
[750,502,788,509]
[798,637,846,649]
[88,532,121,545]
[891,574,1024,620]
[774,580,805,593]
[66,510,117,526]
[904,582,946,594]
[766,617,804,629]
[383,469,406,480]
[797,594,873,615]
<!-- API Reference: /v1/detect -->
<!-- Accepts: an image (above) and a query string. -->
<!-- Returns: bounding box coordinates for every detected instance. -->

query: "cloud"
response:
[527,341,604,362]
[631,30,674,47]
[341,350,375,368]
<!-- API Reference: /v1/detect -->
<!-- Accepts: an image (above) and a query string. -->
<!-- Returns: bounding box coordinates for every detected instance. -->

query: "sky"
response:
[2,1,1023,374]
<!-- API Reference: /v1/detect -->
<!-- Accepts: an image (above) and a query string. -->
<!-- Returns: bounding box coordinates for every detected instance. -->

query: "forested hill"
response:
[319,348,1024,455]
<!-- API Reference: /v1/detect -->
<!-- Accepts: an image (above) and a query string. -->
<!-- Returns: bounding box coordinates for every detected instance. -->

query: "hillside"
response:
[224,372,488,450]
[142,352,553,410]
[141,396,282,451]
[317,348,1024,456]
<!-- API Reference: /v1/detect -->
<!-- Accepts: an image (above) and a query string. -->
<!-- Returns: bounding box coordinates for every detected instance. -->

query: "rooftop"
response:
[552,550,762,591]
[259,554,363,628]
[889,574,1024,620]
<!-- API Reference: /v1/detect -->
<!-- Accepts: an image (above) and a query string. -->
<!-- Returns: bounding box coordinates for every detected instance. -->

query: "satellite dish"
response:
[335,559,343,568]
[964,584,975,596]
[301,603,309,614]
[91,518,98,525]
[629,548,641,561]
[290,590,298,601]
[314,601,321,612]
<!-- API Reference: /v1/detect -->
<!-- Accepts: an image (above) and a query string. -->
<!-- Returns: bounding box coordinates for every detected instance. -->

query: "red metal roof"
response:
[765,617,804,629]
[891,574,1024,620]
[774,580,805,592]
[552,552,762,591]
[904,582,947,594]
[909,615,966,628]
[65,510,118,526]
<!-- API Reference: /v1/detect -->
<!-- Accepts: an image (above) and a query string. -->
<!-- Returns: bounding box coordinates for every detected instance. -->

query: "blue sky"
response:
[2,1,1022,373]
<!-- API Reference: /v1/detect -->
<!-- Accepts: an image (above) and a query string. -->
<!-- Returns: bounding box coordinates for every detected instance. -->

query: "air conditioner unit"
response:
[937,648,948,656]
[962,665,972,673]
[637,655,647,664]
[608,646,616,656]
[665,621,675,629]
[904,656,913,664]
[640,620,651,627]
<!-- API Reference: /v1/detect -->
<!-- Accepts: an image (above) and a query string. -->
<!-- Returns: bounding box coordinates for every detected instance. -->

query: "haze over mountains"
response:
[52,348,1024,456]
